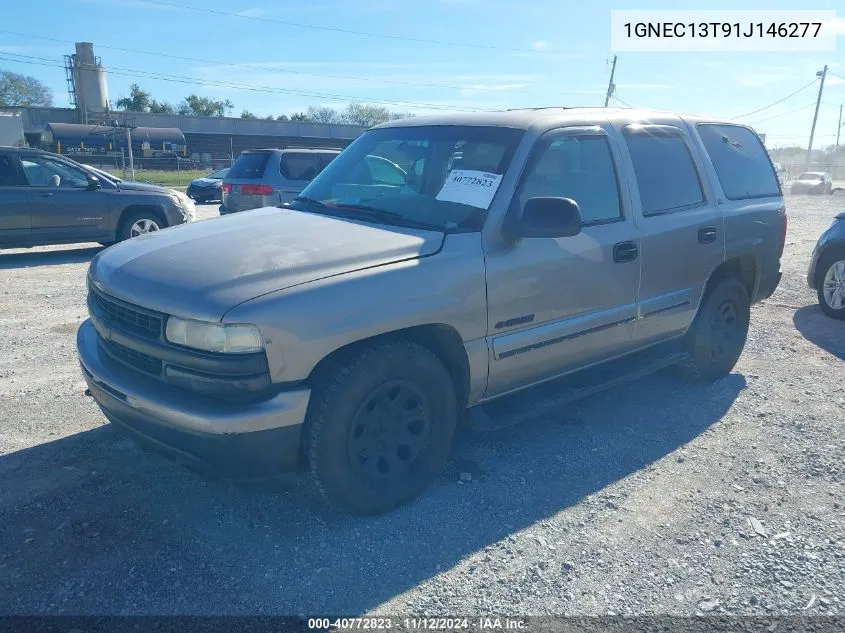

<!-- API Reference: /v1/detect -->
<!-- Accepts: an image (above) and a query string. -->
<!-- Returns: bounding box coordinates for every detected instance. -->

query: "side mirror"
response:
[505,197,582,239]
[86,174,101,191]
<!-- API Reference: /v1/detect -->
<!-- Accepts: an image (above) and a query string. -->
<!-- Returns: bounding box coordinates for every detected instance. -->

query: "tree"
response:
[289,112,309,122]
[241,110,258,119]
[115,84,151,112]
[115,84,175,114]
[342,103,391,127]
[0,70,53,107]
[149,99,175,114]
[178,94,234,117]
[341,103,413,127]
[306,105,343,124]
[276,114,289,122]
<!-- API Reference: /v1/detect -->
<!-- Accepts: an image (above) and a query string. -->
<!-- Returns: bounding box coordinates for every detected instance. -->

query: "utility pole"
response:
[805,65,827,170]
[604,55,617,107]
[125,127,135,180]
[111,118,136,180]
[836,103,843,151]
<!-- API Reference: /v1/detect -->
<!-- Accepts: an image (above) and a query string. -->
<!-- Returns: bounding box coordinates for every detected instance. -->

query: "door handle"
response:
[32,192,53,198]
[613,241,638,263]
[698,226,718,244]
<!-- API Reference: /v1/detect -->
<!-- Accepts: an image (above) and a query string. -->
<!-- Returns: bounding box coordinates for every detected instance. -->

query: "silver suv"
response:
[220,148,340,214]
[77,108,786,514]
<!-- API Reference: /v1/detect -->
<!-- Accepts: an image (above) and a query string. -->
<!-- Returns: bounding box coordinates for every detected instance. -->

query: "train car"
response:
[41,123,187,159]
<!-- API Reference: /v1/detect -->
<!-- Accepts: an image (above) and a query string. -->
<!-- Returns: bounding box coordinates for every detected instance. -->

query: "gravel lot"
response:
[0,196,843,617]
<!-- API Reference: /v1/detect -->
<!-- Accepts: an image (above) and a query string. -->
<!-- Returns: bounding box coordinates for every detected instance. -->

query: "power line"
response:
[729,78,818,120]
[746,101,816,126]
[0,52,487,112]
[0,29,472,92]
[611,95,636,108]
[128,0,554,54]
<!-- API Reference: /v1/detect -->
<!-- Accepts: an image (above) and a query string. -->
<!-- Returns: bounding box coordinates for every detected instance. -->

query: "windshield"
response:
[798,173,823,181]
[296,125,524,230]
[208,168,229,179]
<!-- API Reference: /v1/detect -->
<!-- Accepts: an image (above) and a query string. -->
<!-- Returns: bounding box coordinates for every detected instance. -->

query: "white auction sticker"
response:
[436,170,503,210]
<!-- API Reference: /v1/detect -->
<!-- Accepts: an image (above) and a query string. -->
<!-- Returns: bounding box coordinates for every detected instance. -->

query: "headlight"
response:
[165,317,263,354]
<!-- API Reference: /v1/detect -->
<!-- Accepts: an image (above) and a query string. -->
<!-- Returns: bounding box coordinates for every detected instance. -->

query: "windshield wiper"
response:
[332,203,445,232]
[292,195,328,208]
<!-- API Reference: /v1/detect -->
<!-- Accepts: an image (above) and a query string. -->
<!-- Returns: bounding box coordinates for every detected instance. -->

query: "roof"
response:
[373,107,736,130]
[241,147,343,153]
[42,123,186,144]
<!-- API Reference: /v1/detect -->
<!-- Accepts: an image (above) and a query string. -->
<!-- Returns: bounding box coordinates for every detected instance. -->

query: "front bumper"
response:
[755,269,782,302]
[77,320,310,480]
[808,244,821,289]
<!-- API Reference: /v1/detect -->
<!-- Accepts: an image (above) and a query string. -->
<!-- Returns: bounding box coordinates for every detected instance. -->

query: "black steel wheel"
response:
[679,278,750,383]
[306,340,457,515]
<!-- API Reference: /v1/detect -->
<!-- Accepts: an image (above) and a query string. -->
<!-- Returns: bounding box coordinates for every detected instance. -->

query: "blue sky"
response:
[1,0,844,148]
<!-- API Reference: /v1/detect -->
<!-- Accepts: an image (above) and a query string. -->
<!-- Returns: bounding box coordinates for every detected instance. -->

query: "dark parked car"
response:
[791,172,833,195]
[186,167,229,202]
[0,147,194,249]
[808,211,845,319]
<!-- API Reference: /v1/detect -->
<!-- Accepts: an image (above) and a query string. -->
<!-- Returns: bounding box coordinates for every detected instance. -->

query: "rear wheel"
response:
[119,212,163,241]
[679,278,750,383]
[817,247,845,320]
[305,340,457,515]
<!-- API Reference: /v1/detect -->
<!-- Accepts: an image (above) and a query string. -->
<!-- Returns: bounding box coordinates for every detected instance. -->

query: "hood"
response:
[89,207,444,322]
[191,177,220,187]
[795,179,822,185]
[115,180,172,193]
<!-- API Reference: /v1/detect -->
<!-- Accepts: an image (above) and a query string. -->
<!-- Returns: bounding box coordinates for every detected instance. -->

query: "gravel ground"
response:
[0,196,843,616]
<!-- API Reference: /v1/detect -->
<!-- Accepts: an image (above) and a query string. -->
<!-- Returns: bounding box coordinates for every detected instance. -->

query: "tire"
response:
[118,211,163,241]
[679,278,750,383]
[816,247,845,320]
[305,340,457,515]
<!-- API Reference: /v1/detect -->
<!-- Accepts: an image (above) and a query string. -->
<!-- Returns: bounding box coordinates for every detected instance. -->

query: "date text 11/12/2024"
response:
[307,617,528,630]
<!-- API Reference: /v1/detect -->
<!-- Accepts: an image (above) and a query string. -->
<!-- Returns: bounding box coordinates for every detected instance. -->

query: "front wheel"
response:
[119,212,163,241]
[305,341,457,515]
[817,248,845,320]
[679,278,750,383]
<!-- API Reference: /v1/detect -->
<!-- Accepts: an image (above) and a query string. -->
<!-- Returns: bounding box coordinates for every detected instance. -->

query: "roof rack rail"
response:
[504,106,575,112]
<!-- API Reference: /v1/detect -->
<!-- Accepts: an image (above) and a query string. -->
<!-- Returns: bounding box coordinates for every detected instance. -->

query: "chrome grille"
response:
[89,286,162,339]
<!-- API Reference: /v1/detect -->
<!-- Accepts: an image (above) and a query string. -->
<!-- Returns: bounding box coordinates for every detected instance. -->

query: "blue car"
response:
[186,167,228,203]
[808,211,845,319]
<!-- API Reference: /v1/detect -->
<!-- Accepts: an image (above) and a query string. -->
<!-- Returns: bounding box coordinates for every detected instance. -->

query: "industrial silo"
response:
[71,42,110,123]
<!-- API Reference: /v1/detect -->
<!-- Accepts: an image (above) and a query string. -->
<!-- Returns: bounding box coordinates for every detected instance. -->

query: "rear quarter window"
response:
[696,124,781,200]
[227,153,271,179]
[280,153,324,181]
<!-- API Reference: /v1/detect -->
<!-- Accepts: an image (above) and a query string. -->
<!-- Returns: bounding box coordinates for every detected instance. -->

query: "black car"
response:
[808,211,845,319]
[186,167,229,202]
[0,146,194,249]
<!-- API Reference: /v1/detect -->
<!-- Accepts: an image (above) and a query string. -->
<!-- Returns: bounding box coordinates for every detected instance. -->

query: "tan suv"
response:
[77,108,786,514]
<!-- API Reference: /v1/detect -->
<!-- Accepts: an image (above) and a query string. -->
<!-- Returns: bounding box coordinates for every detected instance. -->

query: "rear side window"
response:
[318,152,340,167]
[697,124,780,200]
[228,152,270,179]
[624,129,704,215]
[280,153,324,181]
